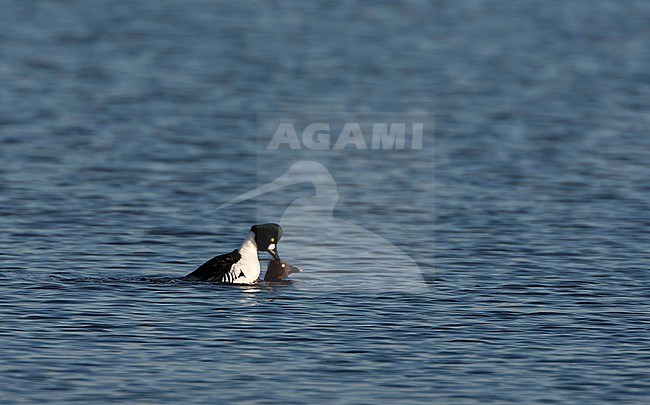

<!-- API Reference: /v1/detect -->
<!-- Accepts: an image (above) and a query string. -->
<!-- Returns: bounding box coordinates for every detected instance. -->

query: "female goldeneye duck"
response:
[185,223,283,284]
[264,259,302,282]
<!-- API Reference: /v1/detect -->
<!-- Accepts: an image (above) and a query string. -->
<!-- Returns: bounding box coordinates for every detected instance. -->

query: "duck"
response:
[264,259,302,282]
[185,223,282,284]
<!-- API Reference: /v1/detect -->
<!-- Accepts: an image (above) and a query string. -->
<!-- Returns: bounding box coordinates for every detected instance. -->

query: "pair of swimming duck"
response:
[185,223,301,283]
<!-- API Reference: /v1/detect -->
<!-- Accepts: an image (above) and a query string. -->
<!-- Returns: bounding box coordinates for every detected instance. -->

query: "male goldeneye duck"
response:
[185,223,283,284]
[264,259,302,282]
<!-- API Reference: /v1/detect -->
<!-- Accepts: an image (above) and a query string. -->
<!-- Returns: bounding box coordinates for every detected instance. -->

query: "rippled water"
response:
[1,0,649,403]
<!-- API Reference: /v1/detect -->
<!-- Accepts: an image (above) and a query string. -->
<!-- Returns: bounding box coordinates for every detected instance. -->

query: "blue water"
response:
[1,0,649,403]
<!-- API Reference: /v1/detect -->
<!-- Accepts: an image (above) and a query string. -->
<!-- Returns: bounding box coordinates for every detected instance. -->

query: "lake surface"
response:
[1,0,649,403]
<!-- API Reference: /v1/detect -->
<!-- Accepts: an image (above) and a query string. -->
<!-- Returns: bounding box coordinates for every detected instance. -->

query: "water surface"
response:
[1,0,649,403]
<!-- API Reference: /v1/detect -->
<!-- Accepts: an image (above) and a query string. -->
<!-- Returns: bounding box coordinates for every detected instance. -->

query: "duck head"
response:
[251,223,283,260]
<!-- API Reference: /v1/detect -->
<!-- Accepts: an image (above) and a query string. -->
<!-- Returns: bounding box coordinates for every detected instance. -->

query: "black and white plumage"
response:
[185,223,283,284]
[186,249,243,282]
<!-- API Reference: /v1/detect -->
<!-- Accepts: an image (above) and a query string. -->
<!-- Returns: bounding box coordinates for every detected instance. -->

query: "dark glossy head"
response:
[250,223,283,259]
[264,259,302,282]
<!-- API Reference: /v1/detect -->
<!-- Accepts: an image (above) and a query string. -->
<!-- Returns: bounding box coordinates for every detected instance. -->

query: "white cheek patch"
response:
[268,243,276,251]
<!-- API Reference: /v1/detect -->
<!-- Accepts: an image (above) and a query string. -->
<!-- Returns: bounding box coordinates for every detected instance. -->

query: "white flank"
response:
[229,231,260,284]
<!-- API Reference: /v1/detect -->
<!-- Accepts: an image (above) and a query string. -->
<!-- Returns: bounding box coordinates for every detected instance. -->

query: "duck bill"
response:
[289,265,303,274]
[268,246,280,260]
